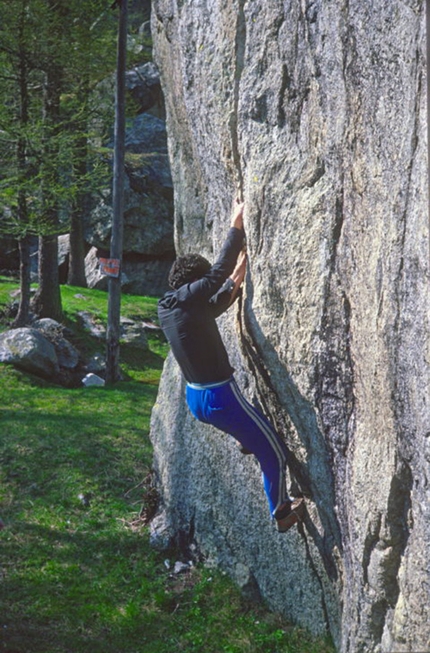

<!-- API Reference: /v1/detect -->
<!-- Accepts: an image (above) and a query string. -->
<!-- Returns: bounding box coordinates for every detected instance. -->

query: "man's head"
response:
[168,253,211,289]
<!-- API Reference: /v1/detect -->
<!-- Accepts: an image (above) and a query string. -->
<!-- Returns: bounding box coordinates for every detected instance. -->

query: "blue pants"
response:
[186,378,288,516]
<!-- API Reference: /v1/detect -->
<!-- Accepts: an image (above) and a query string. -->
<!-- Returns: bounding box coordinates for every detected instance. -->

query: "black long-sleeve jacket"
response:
[158,227,244,384]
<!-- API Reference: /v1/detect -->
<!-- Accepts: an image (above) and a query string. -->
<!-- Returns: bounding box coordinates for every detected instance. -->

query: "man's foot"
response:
[275,498,305,533]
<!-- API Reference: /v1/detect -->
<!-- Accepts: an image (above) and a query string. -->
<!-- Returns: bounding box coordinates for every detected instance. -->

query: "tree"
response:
[1,0,148,323]
[13,1,32,326]
[0,0,117,320]
[0,0,43,324]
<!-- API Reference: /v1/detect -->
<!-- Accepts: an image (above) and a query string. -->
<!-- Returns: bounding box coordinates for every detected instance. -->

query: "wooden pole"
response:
[106,0,128,384]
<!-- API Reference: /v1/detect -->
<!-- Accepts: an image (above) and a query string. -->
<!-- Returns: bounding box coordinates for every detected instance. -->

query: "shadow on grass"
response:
[0,379,167,652]
[0,521,166,653]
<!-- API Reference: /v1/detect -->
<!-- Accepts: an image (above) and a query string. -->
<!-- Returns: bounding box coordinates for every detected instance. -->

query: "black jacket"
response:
[158,227,244,384]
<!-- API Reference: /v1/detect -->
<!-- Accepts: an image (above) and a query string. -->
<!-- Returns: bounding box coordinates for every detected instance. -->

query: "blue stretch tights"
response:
[186,378,288,515]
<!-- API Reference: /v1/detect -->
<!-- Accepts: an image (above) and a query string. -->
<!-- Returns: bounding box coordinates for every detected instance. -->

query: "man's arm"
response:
[186,201,245,303]
[208,247,246,316]
[227,247,246,306]
[231,201,244,231]
[208,201,247,315]
[227,201,246,304]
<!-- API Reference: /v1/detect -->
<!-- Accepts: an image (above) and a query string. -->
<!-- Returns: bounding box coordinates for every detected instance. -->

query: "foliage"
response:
[0,0,150,239]
[0,0,114,238]
[0,280,334,653]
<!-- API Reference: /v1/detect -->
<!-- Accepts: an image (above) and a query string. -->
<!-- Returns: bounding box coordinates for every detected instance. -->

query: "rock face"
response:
[84,112,174,296]
[149,1,429,652]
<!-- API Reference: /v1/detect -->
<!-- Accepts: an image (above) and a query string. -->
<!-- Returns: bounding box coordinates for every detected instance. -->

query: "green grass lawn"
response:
[0,278,334,653]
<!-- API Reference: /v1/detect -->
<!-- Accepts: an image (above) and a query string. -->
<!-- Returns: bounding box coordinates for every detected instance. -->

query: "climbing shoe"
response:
[275,498,305,533]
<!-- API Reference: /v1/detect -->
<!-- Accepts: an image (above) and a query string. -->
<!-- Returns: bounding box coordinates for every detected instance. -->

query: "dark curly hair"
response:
[168,253,212,289]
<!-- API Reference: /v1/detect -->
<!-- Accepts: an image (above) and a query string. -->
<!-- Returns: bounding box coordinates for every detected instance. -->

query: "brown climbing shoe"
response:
[237,443,252,455]
[275,498,305,533]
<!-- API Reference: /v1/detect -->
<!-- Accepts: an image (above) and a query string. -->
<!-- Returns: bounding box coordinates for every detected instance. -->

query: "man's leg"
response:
[186,379,288,516]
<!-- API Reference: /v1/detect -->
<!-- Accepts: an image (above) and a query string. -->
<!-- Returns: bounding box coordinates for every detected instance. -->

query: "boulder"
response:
[84,246,172,297]
[84,111,174,296]
[85,173,173,256]
[31,318,80,370]
[125,62,164,115]
[0,328,59,377]
[150,2,429,651]
[119,317,149,350]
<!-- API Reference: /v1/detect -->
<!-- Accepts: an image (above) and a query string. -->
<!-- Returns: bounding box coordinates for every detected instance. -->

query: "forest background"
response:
[0,0,152,325]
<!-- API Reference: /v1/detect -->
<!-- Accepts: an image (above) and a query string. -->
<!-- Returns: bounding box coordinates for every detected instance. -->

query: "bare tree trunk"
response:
[12,0,31,326]
[67,77,90,288]
[32,234,62,321]
[68,141,88,288]
[12,235,32,327]
[31,16,63,321]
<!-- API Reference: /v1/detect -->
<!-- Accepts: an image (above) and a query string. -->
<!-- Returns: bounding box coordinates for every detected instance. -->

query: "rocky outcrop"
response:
[84,112,174,296]
[149,1,429,652]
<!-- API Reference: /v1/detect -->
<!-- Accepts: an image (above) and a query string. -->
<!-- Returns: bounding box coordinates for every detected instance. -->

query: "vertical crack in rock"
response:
[277,63,289,129]
[228,0,246,200]
[237,288,343,587]
[237,296,311,497]
[300,521,332,635]
[315,181,355,517]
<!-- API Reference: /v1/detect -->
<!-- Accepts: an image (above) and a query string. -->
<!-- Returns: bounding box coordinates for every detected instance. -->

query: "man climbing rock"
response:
[158,201,305,532]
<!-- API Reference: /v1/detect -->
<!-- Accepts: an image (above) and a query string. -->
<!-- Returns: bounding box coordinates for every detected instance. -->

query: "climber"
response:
[158,201,305,532]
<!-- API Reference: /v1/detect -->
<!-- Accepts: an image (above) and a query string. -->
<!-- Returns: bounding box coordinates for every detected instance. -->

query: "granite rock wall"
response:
[149,2,429,650]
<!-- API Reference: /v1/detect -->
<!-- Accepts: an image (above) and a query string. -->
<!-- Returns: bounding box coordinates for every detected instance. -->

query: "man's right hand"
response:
[231,201,244,231]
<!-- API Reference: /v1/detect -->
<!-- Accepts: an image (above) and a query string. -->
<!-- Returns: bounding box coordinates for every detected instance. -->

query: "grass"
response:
[0,277,335,653]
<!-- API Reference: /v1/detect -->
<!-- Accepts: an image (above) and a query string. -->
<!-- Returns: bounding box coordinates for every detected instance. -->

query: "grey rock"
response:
[84,247,107,291]
[0,328,59,377]
[58,234,69,266]
[126,114,169,154]
[85,353,105,374]
[150,1,429,651]
[125,62,163,114]
[149,511,174,551]
[77,311,149,351]
[86,113,173,264]
[31,318,64,335]
[53,338,80,370]
[82,373,105,387]
[118,258,172,297]
[173,561,190,575]
[31,318,80,370]
[120,318,149,350]
[77,310,106,339]
[233,562,262,603]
